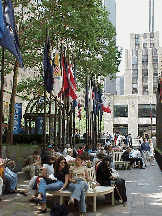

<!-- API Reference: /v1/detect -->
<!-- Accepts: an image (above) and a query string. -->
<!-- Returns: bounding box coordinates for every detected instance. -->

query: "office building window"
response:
[138,104,156,118]
[132,77,138,84]
[114,105,128,118]
[142,49,148,55]
[150,43,155,48]
[152,48,157,56]
[132,49,138,56]
[132,84,138,94]
[135,34,139,39]
[143,33,147,38]
[143,43,147,48]
[150,32,154,38]
[4,78,7,87]
[143,86,148,95]
[153,86,157,94]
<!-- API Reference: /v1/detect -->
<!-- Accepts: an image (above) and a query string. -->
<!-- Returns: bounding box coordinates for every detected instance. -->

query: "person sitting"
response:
[94,152,105,171]
[19,155,56,198]
[36,156,69,214]
[22,150,42,178]
[77,146,83,155]
[121,148,145,169]
[96,156,127,204]
[0,159,5,201]
[68,154,99,216]
[0,158,18,194]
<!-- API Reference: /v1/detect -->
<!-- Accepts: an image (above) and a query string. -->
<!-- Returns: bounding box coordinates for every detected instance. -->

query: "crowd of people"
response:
[0,137,154,215]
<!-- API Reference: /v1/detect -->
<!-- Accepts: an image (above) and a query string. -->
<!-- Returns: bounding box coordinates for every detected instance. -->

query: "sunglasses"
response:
[60,162,65,164]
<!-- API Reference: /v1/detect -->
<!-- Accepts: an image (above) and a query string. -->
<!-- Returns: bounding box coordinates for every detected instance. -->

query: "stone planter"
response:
[154,149,162,172]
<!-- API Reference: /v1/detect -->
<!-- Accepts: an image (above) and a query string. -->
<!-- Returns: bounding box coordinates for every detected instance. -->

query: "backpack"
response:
[50,203,69,216]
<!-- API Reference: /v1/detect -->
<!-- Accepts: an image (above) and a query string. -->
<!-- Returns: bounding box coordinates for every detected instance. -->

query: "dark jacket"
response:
[96,161,111,186]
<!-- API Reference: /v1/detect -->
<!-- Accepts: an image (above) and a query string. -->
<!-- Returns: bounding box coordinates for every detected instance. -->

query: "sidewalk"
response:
[0,159,162,216]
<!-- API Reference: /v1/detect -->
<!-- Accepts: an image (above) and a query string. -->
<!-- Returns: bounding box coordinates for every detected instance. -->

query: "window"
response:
[153,77,158,83]
[142,49,148,55]
[143,77,148,83]
[153,63,158,69]
[150,32,154,38]
[114,105,128,118]
[143,33,147,38]
[132,57,138,65]
[152,48,157,56]
[9,80,12,89]
[132,64,138,69]
[143,43,147,48]
[132,49,138,57]
[150,43,155,48]
[4,78,7,87]
[143,86,148,95]
[132,77,138,84]
[135,34,139,39]
[138,104,156,118]
[142,70,148,76]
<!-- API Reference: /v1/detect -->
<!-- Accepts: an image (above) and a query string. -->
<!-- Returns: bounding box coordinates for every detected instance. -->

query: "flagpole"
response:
[43,28,48,154]
[0,48,5,157]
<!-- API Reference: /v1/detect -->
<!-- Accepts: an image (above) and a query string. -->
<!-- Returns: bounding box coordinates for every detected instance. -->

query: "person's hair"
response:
[102,156,111,163]
[54,156,68,172]
[79,146,82,150]
[76,154,83,160]
[33,150,39,155]
[81,151,90,160]
[96,152,105,160]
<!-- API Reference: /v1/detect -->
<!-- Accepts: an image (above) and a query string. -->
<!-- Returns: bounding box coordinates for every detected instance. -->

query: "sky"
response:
[116,0,162,76]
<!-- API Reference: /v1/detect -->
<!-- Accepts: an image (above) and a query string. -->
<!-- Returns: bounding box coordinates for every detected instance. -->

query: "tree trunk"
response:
[6,61,19,144]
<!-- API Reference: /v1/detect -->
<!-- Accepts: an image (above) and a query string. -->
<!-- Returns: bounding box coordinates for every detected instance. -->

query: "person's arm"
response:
[58,174,69,193]
[68,169,77,183]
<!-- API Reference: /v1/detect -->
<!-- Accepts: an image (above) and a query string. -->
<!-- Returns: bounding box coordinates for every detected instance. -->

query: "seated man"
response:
[121,148,145,170]
[22,150,42,178]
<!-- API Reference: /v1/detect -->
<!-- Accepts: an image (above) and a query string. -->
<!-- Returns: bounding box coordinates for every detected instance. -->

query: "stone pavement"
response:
[0,159,162,216]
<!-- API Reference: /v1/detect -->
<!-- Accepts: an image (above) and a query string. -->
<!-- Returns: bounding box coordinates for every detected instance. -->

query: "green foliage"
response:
[0,0,122,97]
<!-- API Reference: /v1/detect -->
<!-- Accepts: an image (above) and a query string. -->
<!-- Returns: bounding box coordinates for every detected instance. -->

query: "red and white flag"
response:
[101,101,111,113]
[67,65,77,103]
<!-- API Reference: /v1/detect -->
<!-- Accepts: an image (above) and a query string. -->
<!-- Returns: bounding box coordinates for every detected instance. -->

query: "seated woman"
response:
[96,156,127,204]
[36,156,69,214]
[0,159,5,201]
[68,155,99,216]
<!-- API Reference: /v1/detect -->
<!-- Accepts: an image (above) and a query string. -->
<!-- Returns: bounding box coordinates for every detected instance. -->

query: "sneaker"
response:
[114,199,122,205]
[145,165,147,167]
[140,167,145,169]
[152,164,153,166]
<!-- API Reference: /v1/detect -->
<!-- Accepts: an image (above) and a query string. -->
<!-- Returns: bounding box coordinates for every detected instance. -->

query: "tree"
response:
[0,0,121,144]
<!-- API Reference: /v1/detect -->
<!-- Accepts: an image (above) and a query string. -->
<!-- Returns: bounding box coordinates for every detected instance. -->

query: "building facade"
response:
[104,31,161,139]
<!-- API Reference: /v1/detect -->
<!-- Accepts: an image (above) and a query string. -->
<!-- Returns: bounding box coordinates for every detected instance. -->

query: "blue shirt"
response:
[141,142,150,152]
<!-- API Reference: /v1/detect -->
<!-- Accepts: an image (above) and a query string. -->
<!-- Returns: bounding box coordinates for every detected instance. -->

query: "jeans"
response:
[4,167,17,192]
[38,178,64,203]
[69,180,89,213]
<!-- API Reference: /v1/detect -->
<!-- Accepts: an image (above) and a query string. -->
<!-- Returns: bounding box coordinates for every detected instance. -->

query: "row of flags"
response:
[43,34,77,105]
[85,79,111,121]
[0,0,23,68]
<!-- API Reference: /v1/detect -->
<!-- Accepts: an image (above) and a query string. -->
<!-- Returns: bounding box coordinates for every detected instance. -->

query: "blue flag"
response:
[44,36,53,93]
[0,0,23,68]
[0,0,4,39]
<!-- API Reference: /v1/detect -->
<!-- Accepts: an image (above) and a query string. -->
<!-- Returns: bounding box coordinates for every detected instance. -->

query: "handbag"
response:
[111,168,119,179]
[50,202,69,216]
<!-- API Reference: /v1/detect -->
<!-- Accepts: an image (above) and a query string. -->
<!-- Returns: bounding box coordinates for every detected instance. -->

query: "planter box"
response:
[154,149,162,172]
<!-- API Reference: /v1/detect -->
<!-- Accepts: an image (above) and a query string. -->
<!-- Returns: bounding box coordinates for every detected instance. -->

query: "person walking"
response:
[148,139,154,166]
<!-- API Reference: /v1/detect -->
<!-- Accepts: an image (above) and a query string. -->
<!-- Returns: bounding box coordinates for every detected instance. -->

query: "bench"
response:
[113,152,130,170]
[47,167,114,212]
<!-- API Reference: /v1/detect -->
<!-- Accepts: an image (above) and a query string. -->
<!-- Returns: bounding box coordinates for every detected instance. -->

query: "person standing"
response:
[148,139,154,166]
[141,139,150,167]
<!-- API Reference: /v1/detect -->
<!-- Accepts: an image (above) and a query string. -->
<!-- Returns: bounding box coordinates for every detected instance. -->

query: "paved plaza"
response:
[0,159,162,216]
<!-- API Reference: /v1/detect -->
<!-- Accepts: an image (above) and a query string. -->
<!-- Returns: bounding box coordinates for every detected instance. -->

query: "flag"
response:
[73,62,77,109]
[53,50,62,97]
[0,0,4,39]
[84,78,88,111]
[78,102,81,120]
[88,79,93,114]
[61,54,69,97]
[0,0,23,68]
[44,36,53,93]
[67,65,77,103]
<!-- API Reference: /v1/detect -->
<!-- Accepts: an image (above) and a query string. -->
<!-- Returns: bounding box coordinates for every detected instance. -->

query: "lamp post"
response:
[150,95,152,138]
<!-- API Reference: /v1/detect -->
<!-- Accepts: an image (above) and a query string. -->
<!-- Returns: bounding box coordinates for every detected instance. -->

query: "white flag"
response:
[53,50,62,97]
